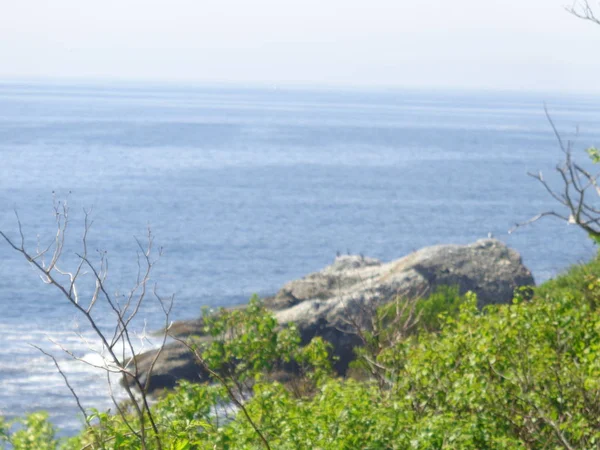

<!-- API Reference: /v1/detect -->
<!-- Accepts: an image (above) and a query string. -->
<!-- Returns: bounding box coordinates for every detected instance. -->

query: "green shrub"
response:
[413,285,467,333]
[7,260,600,449]
[0,413,58,450]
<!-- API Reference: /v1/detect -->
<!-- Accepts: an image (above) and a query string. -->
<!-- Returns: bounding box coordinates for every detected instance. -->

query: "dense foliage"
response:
[3,258,600,449]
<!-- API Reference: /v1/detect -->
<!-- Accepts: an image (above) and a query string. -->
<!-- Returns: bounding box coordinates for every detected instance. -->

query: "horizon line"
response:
[1,75,600,98]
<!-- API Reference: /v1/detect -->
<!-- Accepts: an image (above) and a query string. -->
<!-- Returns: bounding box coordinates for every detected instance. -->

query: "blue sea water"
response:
[0,81,599,435]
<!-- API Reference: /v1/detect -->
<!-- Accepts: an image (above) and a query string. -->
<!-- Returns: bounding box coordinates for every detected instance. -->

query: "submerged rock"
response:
[130,239,534,392]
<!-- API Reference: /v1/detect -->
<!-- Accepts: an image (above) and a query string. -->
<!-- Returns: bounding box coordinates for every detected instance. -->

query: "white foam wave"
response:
[0,320,166,435]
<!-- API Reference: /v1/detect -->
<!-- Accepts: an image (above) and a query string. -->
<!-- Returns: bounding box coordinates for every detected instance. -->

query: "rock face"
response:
[266,239,534,373]
[131,239,534,392]
[267,239,532,313]
[132,340,209,392]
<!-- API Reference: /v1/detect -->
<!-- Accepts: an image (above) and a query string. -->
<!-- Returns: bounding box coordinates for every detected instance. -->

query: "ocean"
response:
[0,81,599,435]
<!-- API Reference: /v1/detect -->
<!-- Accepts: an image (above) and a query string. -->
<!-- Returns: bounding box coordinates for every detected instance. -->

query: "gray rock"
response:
[130,239,534,392]
[270,239,534,372]
[264,254,382,310]
[131,340,209,391]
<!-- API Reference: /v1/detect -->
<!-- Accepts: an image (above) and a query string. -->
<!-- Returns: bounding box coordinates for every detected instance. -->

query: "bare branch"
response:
[31,344,90,423]
[510,108,600,239]
[509,212,571,234]
[566,0,600,26]
[0,203,170,450]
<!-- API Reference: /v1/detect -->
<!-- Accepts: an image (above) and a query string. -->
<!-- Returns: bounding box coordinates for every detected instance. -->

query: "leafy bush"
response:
[374,285,467,336]
[0,413,58,450]
[535,252,600,307]
[198,294,302,384]
[413,284,467,333]
[6,262,600,449]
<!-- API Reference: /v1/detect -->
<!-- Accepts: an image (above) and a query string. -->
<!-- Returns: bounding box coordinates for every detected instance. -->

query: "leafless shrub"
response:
[566,0,600,26]
[510,2,600,237]
[509,107,600,240]
[0,198,172,450]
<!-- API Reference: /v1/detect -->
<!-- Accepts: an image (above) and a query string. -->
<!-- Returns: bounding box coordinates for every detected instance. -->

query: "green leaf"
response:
[587,147,600,164]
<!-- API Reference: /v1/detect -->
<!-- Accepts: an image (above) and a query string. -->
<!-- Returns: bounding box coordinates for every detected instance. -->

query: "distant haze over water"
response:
[0,81,599,434]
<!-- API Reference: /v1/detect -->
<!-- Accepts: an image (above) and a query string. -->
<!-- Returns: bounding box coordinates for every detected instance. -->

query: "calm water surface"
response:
[0,82,599,434]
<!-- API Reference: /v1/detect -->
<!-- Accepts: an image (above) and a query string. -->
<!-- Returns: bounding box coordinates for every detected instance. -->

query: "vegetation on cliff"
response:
[3,255,600,449]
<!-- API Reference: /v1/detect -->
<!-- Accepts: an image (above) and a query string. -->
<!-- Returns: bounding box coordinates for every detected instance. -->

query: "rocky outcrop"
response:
[132,340,209,391]
[267,239,532,314]
[267,239,534,373]
[130,239,534,392]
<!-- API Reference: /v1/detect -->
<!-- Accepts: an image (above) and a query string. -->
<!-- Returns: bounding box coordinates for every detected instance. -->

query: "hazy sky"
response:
[1,0,599,92]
